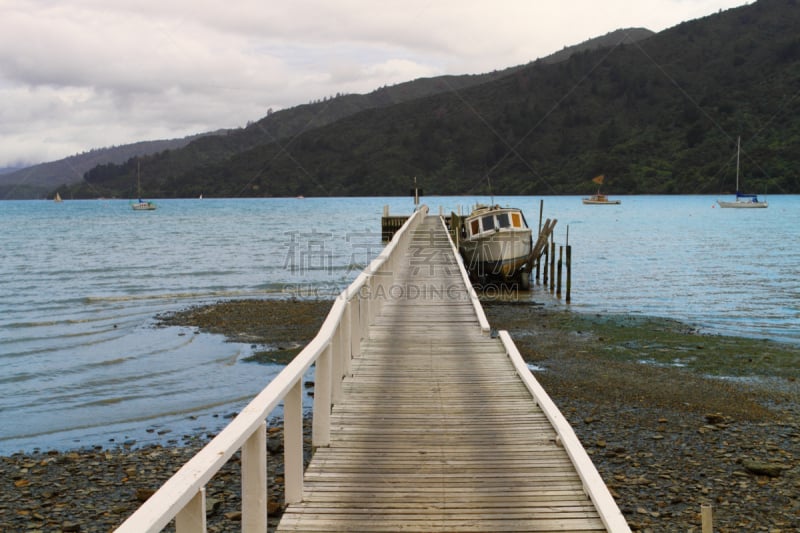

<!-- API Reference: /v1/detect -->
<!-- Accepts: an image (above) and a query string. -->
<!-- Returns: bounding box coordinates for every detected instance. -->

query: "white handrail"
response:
[498,331,631,533]
[116,205,429,533]
[438,215,491,335]
[439,214,627,531]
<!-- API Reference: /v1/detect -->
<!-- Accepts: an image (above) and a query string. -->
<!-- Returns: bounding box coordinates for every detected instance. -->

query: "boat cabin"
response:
[464,206,528,239]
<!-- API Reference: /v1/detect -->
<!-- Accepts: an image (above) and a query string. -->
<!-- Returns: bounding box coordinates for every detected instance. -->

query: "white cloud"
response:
[0,0,750,167]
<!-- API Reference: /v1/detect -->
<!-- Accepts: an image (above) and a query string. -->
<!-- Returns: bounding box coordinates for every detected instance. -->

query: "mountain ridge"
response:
[74,0,798,199]
[0,27,653,199]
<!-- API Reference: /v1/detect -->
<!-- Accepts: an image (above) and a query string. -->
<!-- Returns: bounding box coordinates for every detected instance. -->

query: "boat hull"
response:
[460,229,532,279]
[582,198,621,205]
[582,194,620,205]
[717,200,767,208]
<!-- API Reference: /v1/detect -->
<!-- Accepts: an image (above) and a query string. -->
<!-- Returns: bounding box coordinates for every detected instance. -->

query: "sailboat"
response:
[582,175,621,205]
[53,192,62,203]
[131,160,156,211]
[717,137,767,208]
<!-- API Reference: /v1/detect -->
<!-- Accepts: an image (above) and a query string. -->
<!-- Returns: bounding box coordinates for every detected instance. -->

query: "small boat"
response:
[452,204,532,286]
[717,137,767,208]
[582,175,620,205]
[54,192,62,203]
[132,199,157,211]
[582,193,621,205]
[131,160,156,211]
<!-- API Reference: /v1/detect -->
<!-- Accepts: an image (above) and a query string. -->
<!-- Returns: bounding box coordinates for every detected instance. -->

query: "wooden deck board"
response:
[276,216,610,532]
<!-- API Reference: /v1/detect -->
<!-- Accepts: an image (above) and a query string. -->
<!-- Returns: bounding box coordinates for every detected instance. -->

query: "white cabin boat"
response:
[453,204,532,285]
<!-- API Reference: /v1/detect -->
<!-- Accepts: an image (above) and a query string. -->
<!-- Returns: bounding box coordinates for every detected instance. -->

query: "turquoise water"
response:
[1,196,798,453]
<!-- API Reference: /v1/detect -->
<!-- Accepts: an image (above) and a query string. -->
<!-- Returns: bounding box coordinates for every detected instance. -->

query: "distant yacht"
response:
[717,137,767,208]
[131,160,156,211]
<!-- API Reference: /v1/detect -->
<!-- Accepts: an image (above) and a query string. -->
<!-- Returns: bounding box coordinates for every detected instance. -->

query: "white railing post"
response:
[241,421,267,532]
[340,301,352,377]
[283,380,304,504]
[331,328,344,403]
[367,276,377,325]
[360,281,369,341]
[313,343,332,447]
[350,299,360,357]
[175,487,206,533]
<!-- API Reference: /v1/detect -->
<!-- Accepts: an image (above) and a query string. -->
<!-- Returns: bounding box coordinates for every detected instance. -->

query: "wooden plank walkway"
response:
[277,216,611,532]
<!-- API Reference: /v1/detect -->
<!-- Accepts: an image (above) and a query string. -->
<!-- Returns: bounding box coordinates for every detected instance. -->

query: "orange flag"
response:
[592,174,605,185]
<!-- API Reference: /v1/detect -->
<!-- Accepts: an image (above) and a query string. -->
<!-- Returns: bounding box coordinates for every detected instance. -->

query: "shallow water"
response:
[1,195,798,453]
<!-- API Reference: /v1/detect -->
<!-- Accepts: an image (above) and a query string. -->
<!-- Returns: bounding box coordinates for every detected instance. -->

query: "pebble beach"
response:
[1,298,798,532]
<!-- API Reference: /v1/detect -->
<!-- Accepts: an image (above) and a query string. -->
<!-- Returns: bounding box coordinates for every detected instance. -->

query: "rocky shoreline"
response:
[2,298,798,532]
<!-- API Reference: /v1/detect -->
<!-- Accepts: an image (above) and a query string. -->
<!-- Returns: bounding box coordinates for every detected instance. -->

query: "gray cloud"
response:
[0,0,748,167]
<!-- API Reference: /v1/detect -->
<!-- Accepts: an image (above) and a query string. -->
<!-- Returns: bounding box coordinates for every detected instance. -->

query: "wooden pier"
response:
[277,215,625,532]
[116,208,627,533]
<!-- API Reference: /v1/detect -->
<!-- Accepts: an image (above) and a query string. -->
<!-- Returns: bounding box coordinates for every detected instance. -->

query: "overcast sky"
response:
[0,0,749,168]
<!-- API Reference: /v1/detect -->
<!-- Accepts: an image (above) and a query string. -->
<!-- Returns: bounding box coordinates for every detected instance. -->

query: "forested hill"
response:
[65,0,800,198]
[0,135,221,200]
[56,28,652,200]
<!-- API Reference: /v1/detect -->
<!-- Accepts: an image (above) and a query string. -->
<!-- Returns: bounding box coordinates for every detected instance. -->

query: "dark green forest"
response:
[63,0,800,199]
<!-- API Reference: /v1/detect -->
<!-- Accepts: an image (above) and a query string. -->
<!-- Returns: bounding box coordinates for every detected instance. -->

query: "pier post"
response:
[313,344,332,446]
[349,300,360,357]
[541,246,547,286]
[284,381,304,504]
[701,504,713,533]
[549,240,556,293]
[566,245,572,303]
[175,487,206,532]
[331,329,343,403]
[340,307,352,377]
[241,423,267,531]
[538,199,543,234]
[557,246,563,298]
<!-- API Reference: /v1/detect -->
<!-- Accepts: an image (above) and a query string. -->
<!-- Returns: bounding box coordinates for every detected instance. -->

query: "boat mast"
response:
[735,136,740,192]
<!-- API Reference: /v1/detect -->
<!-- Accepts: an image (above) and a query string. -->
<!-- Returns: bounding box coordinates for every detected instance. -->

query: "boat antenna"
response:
[487,175,494,205]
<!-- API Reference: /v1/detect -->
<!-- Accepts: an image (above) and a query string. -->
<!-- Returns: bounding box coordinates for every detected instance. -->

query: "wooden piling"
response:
[556,246,563,298]
[549,240,556,292]
[541,245,548,286]
[566,245,572,303]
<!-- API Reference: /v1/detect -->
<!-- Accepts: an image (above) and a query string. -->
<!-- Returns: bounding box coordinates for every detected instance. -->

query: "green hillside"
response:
[64,0,800,198]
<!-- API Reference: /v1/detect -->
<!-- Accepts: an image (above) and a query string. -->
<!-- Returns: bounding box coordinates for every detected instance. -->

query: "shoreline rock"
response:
[2,298,798,532]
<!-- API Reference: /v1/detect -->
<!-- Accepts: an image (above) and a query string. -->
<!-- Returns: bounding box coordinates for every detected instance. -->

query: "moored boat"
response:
[131,160,157,211]
[131,199,157,211]
[582,174,620,205]
[452,204,532,286]
[582,193,621,205]
[717,137,767,208]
